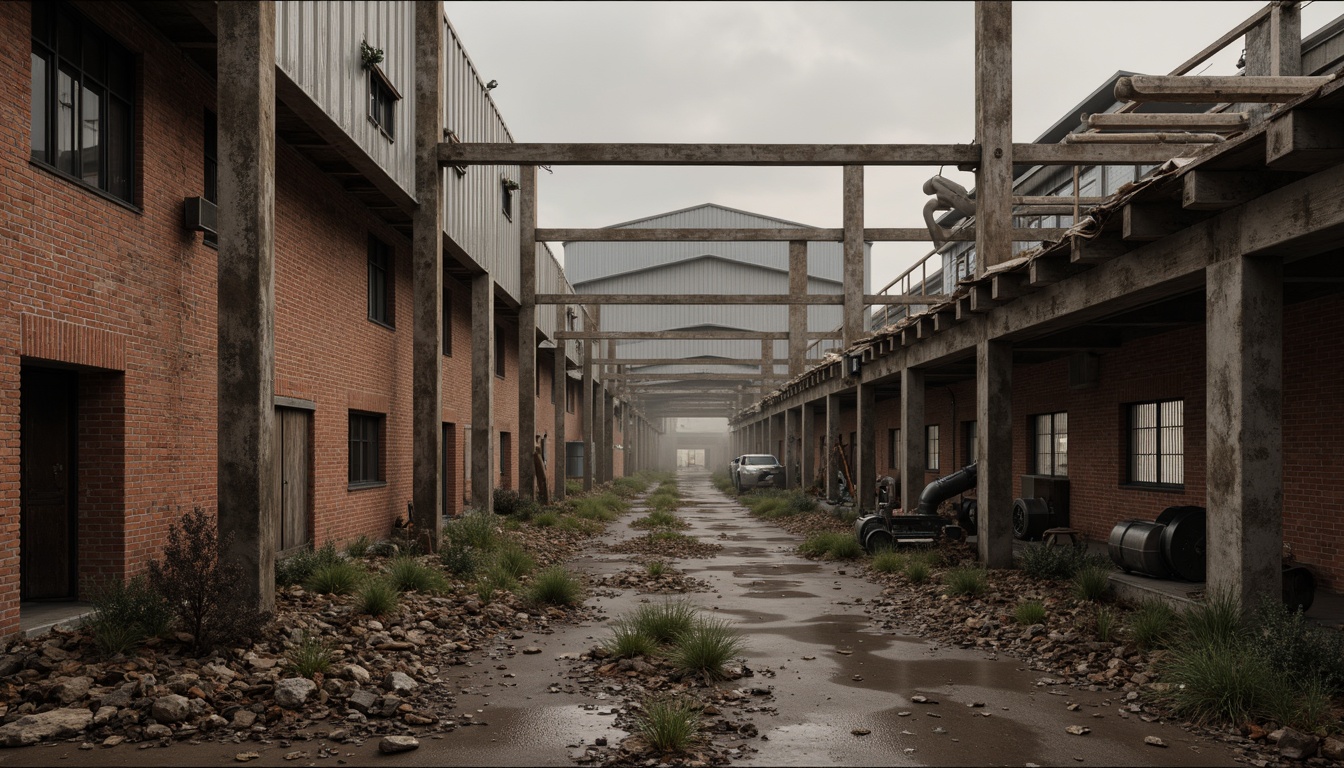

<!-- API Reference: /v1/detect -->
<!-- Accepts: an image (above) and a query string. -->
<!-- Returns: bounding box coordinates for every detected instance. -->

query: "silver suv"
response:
[730,454,784,491]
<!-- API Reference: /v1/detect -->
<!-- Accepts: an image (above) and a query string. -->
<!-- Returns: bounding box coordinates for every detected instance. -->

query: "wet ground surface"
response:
[13,468,1240,767]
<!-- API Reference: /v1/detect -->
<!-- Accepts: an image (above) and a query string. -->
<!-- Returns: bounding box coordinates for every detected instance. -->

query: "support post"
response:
[974,1,1013,276]
[471,273,494,512]
[552,305,568,500]
[1206,254,1282,609]
[825,393,842,501]
[582,333,594,491]
[800,403,817,491]
[900,368,925,515]
[517,166,538,499]
[411,0,444,545]
[857,381,877,512]
[976,340,1013,568]
[788,240,808,375]
[784,407,800,489]
[603,388,615,483]
[842,165,864,346]
[216,0,277,612]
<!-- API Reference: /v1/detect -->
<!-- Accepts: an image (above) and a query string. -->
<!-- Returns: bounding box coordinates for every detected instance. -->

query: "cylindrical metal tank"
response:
[1160,507,1206,582]
[854,514,888,553]
[1012,497,1052,541]
[1107,520,1171,578]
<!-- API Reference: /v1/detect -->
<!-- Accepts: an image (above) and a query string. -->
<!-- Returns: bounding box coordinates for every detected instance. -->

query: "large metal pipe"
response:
[917,463,978,516]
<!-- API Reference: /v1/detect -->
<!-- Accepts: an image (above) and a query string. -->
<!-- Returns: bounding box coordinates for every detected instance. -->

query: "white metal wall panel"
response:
[275,1,415,195]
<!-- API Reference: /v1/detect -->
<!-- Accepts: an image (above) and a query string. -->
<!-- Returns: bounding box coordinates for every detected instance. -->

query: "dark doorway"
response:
[441,422,457,519]
[273,407,311,553]
[499,431,512,490]
[21,367,77,600]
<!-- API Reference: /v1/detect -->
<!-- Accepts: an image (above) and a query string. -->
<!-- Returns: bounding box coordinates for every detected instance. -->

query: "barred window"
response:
[1129,400,1183,486]
[1033,412,1068,476]
[926,425,940,471]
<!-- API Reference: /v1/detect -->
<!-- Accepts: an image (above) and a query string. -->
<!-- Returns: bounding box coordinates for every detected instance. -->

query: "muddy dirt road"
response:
[15,468,1238,767]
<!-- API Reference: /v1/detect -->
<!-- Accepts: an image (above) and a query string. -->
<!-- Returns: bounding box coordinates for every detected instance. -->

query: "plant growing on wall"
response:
[360,40,384,69]
[502,178,521,191]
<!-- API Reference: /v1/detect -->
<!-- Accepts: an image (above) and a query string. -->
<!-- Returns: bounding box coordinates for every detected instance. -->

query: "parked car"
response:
[730,454,785,491]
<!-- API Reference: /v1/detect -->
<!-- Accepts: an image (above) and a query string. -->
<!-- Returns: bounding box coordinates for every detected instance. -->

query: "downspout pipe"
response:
[917,462,978,516]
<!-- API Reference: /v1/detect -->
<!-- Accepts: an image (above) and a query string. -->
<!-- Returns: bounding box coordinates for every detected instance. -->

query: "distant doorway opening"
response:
[676,449,705,468]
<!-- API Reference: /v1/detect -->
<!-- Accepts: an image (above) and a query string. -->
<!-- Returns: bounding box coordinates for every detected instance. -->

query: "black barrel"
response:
[854,514,888,552]
[864,527,895,554]
[1282,565,1316,612]
[1012,497,1052,541]
[957,499,977,532]
[1160,507,1206,582]
[1107,519,1171,578]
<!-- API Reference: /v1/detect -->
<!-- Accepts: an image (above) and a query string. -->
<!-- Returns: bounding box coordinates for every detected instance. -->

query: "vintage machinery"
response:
[854,463,975,553]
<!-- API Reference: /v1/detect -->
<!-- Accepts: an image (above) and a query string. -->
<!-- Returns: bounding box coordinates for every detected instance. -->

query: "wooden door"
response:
[21,368,76,600]
[273,408,310,553]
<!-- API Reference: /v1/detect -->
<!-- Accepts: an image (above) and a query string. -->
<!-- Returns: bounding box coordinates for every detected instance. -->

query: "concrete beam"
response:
[411,0,444,544]
[518,166,538,499]
[789,240,808,377]
[1206,254,1283,609]
[471,272,494,512]
[537,227,1067,243]
[976,339,1013,569]
[843,165,864,347]
[216,0,277,612]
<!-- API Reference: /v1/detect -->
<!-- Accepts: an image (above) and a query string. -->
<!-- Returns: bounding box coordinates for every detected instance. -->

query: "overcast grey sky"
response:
[445,1,1342,291]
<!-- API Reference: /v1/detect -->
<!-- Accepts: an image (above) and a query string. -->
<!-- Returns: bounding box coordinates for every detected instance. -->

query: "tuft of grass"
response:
[798,531,862,560]
[1072,564,1112,602]
[565,479,583,496]
[91,621,144,657]
[632,509,683,530]
[526,566,584,606]
[1095,605,1117,643]
[439,542,481,578]
[492,541,537,581]
[445,509,500,551]
[284,634,333,679]
[355,578,400,617]
[276,541,344,587]
[710,472,735,494]
[606,619,659,659]
[1162,641,1275,725]
[611,476,650,498]
[1263,676,1336,732]
[385,555,449,594]
[305,560,365,595]
[343,535,373,559]
[944,566,988,598]
[904,559,931,584]
[631,601,698,645]
[1182,590,1243,648]
[475,564,519,602]
[532,511,559,528]
[870,550,907,574]
[559,514,602,534]
[1014,600,1047,626]
[1128,599,1178,650]
[1017,543,1107,581]
[645,560,668,577]
[86,574,175,655]
[636,697,701,754]
[668,617,745,680]
[650,530,694,544]
[574,497,618,522]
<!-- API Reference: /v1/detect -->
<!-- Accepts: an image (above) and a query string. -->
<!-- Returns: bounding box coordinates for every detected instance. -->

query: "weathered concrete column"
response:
[800,402,816,490]
[471,272,494,512]
[552,305,568,501]
[974,0,1012,276]
[217,0,277,612]
[784,407,800,489]
[1206,254,1282,609]
[517,166,538,499]
[1246,2,1301,77]
[856,381,877,512]
[602,389,615,483]
[788,240,808,376]
[592,381,606,486]
[842,165,864,347]
[582,334,595,491]
[410,0,444,545]
[825,393,842,501]
[976,340,1013,568]
[900,367,926,514]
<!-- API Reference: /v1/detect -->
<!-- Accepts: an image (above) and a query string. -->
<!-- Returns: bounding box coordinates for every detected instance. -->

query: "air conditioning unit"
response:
[184,197,217,236]
[1021,474,1070,527]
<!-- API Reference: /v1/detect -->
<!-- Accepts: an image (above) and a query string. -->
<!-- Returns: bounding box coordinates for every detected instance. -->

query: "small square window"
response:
[348,411,383,485]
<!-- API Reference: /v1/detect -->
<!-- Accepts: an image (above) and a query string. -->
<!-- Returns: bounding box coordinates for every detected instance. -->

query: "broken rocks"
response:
[0,708,93,747]
[151,694,191,724]
[273,677,317,709]
[378,735,420,754]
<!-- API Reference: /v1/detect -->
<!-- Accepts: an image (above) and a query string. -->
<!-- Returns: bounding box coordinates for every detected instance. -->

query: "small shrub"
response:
[1095,605,1116,642]
[385,556,449,594]
[1264,676,1336,732]
[87,574,174,647]
[275,541,343,587]
[1072,564,1112,602]
[750,498,785,518]
[611,476,649,498]
[492,489,524,516]
[1162,642,1274,725]
[284,634,333,679]
[91,621,144,657]
[445,510,499,551]
[147,508,267,654]
[836,507,860,524]
[344,535,373,559]
[1182,590,1243,649]
[306,560,365,595]
[1014,600,1046,626]
[871,550,906,574]
[1017,543,1106,581]
[944,566,988,598]
[527,566,584,606]
[574,497,618,522]
[355,578,400,617]
[477,564,519,601]
[637,696,701,753]
[631,601,698,645]
[1128,599,1178,650]
[905,559,931,584]
[493,542,537,581]
[645,560,667,577]
[439,542,481,578]
[785,492,817,514]
[668,617,745,680]
[533,511,559,528]
[1249,598,1344,693]
[606,620,659,659]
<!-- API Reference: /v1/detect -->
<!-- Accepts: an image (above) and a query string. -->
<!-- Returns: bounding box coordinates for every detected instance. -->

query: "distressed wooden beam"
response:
[1070,237,1132,265]
[1064,132,1221,144]
[1123,203,1208,241]
[540,294,843,306]
[555,330,841,340]
[991,272,1025,302]
[589,358,788,366]
[1182,170,1272,211]
[1085,112,1249,132]
[975,0,1012,275]
[1114,75,1333,103]
[1027,253,1075,287]
[1265,108,1344,171]
[540,227,1066,243]
[968,282,1000,312]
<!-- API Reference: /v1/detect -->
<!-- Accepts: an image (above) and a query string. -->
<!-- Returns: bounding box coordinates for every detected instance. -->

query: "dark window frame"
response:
[501,179,514,220]
[203,109,217,247]
[348,411,384,487]
[963,420,978,467]
[367,235,394,328]
[367,64,399,140]
[494,325,506,378]
[1127,399,1184,488]
[1032,411,1069,477]
[926,425,940,471]
[887,428,900,470]
[442,288,453,356]
[30,1,137,204]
